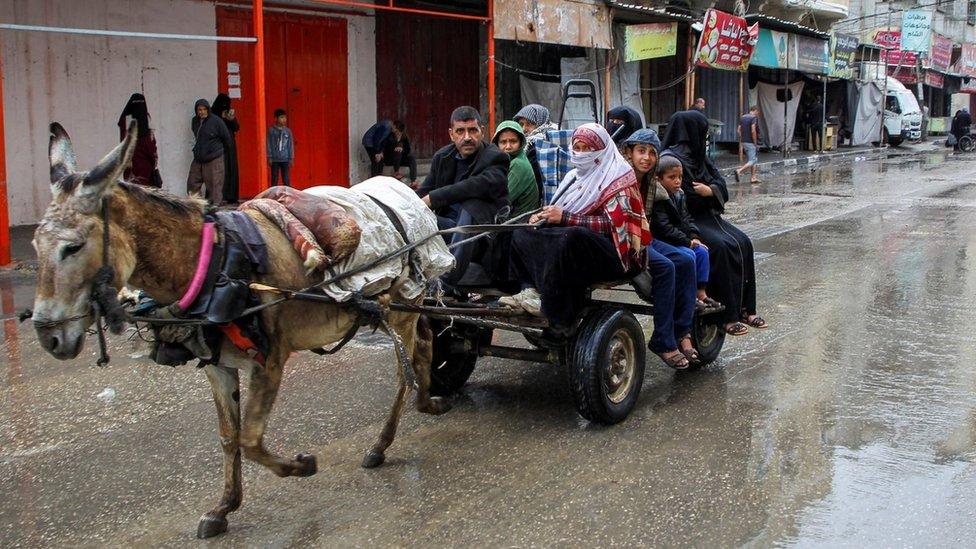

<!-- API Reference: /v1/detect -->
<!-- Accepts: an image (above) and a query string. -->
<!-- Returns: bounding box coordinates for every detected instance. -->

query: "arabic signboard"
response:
[624,23,677,62]
[901,10,933,53]
[960,43,976,78]
[694,9,758,72]
[872,29,917,67]
[795,35,829,74]
[752,28,790,69]
[829,33,859,79]
[924,70,944,88]
[929,34,952,72]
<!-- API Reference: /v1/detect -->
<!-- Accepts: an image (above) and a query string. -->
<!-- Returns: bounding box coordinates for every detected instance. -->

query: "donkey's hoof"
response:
[427,396,454,415]
[293,453,318,477]
[362,450,385,469]
[196,515,229,539]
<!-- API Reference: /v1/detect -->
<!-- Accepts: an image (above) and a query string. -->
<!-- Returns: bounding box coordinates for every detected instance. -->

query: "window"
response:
[968,0,975,24]
[936,0,951,14]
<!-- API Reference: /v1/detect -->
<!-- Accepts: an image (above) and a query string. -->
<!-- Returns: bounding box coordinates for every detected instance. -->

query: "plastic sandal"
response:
[724,322,750,336]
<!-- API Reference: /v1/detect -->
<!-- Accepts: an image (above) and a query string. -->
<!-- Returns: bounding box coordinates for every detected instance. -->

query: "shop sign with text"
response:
[694,9,758,72]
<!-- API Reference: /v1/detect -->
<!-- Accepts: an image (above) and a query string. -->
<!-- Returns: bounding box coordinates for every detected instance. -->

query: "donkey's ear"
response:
[49,122,76,186]
[80,120,138,198]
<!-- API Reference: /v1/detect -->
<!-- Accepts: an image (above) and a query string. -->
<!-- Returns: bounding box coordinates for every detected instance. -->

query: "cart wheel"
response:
[428,319,492,396]
[689,313,726,368]
[960,135,975,152]
[567,308,646,425]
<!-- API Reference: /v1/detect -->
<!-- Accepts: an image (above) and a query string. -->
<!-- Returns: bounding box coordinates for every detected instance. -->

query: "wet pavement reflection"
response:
[3,150,976,546]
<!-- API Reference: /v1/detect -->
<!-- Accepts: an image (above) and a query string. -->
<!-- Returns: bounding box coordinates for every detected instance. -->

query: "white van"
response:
[882,77,922,146]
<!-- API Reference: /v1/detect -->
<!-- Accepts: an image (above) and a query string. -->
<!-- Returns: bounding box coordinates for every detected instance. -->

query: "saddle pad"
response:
[303,177,454,301]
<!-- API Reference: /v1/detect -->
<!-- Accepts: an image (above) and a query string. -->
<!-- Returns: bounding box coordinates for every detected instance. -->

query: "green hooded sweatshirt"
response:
[492,120,540,218]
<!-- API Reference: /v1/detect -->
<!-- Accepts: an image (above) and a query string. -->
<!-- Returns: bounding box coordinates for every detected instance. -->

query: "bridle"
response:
[27,196,124,366]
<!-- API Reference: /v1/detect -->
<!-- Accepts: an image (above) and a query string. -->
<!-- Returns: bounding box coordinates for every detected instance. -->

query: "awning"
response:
[604,0,696,23]
[744,13,829,39]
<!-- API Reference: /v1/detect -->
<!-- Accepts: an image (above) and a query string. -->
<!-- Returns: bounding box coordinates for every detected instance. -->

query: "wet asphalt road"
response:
[4,149,976,547]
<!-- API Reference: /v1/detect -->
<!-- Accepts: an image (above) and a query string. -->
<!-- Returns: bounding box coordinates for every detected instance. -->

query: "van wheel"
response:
[567,308,646,425]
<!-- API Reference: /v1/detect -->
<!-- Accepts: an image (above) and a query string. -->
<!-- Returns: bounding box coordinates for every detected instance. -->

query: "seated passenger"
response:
[492,120,541,218]
[622,129,698,368]
[418,106,510,287]
[652,155,719,310]
[514,103,555,192]
[606,106,645,147]
[501,123,650,337]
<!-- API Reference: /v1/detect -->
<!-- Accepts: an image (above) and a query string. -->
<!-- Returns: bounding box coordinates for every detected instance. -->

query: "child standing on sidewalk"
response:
[651,155,720,310]
[267,108,294,186]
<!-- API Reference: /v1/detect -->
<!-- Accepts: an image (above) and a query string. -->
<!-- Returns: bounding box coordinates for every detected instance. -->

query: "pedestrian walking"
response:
[211,93,240,203]
[117,93,160,187]
[267,108,294,186]
[735,106,761,184]
[187,98,232,205]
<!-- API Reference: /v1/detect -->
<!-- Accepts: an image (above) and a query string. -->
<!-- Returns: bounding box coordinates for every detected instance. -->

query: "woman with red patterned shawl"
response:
[503,123,651,337]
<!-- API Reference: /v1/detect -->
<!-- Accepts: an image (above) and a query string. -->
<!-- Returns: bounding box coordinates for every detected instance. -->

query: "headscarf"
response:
[623,128,661,153]
[514,104,551,127]
[606,106,645,145]
[118,93,150,139]
[492,120,540,217]
[660,110,728,213]
[212,93,232,117]
[554,123,650,269]
[554,123,636,214]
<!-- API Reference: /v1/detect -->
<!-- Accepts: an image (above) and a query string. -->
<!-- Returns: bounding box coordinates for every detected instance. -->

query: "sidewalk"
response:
[712,137,944,179]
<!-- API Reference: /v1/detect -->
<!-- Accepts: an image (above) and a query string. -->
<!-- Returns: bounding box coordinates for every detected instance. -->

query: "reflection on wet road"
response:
[3,151,976,546]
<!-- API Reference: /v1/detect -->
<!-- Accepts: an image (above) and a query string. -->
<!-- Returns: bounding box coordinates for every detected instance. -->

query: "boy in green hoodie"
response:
[492,120,540,218]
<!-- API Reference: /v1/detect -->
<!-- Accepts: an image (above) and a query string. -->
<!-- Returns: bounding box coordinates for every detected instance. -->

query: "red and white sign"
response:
[872,30,917,67]
[929,34,952,72]
[694,9,758,72]
[959,43,976,78]
[924,70,944,88]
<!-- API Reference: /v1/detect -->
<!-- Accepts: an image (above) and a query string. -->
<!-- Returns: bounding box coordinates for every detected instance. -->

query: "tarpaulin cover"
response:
[303,177,454,302]
[756,81,805,148]
[849,80,883,145]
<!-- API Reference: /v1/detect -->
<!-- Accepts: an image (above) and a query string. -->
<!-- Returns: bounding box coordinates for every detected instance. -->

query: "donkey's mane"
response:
[117,180,207,217]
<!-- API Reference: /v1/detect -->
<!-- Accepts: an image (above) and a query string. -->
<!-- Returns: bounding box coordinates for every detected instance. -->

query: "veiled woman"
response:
[117,93,159,187]
[660,110,766,335]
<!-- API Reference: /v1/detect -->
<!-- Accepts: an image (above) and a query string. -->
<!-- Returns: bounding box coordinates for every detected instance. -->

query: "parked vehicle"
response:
[881,77,922,146]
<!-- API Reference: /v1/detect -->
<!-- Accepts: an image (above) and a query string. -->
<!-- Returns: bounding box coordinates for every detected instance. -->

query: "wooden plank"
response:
[494,0,612,49]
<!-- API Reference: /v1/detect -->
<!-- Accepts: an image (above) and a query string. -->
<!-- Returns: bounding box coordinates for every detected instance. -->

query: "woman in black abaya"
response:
[660,109,766,334]
[212,93,240,203]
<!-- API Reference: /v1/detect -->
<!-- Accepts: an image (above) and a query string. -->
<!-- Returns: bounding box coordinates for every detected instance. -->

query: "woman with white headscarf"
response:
[502,123,650,337]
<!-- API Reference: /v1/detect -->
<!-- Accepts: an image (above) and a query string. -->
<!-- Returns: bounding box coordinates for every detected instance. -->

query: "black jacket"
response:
[417,142,510,217]
[648,181,700,248]
[190,99,232,163]
[383,133,411,158]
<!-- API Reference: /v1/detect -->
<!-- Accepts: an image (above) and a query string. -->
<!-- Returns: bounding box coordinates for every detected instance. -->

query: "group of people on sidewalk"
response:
[117,93,295,206]
[413,104,766,370]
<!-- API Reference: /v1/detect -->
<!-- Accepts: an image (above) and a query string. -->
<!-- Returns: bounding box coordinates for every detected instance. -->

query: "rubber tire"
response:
[886,129,903,147]
[429,319,492,396]
[688,313,726,369]
[960,135,975,152]
[567,308,646,425]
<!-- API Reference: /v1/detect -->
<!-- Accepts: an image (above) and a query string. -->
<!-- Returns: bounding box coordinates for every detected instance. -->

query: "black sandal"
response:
[724,322,750,336]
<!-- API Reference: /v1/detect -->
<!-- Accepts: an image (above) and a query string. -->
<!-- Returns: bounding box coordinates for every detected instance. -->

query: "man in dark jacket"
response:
[187,98,232,205]
[418,106,510,286]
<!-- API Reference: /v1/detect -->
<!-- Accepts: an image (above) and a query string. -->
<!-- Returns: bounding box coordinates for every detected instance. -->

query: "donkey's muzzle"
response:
[35,322,85,360]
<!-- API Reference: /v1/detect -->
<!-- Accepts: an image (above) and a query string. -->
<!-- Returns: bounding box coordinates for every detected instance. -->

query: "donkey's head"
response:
[33,122,138,359]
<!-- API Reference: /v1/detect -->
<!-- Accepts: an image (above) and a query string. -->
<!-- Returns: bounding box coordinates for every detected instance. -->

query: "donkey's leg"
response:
[361,356,410,469]
[239,347,318,477]
[197,363,242,539]
[411,315,453,415]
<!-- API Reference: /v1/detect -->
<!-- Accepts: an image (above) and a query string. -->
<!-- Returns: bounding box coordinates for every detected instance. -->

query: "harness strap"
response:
[218,322,266,366]
[177,221,216,310]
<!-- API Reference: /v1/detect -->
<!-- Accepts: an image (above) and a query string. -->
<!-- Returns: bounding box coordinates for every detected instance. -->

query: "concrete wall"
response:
[0,0,377,225]
[1,0,218,225]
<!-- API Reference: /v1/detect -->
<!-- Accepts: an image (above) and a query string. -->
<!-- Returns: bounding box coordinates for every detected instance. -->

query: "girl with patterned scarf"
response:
[502,123,650,336]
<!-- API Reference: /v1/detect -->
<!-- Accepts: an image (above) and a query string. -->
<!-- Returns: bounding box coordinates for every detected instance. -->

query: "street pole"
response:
[822,77,827,151]
[487,0,496,132]
[881,4,891,145]
[783,68,789,157]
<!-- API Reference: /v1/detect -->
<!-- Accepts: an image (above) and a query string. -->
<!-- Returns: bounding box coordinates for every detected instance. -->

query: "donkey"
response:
[32,122,450,538]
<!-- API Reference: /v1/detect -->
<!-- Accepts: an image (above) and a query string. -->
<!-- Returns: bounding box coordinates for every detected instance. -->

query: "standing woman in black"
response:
[212,93,240,203]
[660,109,766,335]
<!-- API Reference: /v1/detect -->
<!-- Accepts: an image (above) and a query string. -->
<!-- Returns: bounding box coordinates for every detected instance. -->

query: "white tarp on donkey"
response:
[303,177,454,302]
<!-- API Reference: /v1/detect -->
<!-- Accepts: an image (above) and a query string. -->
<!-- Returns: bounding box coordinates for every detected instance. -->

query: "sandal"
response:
[678,336,701,364]
[656,350,689,370]
[701,296,722,309]
[742,315,768,329]
[724,322,750,336]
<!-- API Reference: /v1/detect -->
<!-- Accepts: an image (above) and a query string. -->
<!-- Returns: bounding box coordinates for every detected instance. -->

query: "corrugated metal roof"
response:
[605,0,697,22]
[744,13,829,39]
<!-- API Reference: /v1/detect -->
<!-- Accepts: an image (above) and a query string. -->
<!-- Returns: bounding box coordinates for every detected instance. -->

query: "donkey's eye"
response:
[61,242,85,259]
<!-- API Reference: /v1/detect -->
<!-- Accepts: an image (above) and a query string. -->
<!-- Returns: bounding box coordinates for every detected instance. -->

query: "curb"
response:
[717,143,941,179]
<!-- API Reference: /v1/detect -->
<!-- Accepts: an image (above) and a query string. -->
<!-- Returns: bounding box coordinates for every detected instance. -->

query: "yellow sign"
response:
[624,23,678,62]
